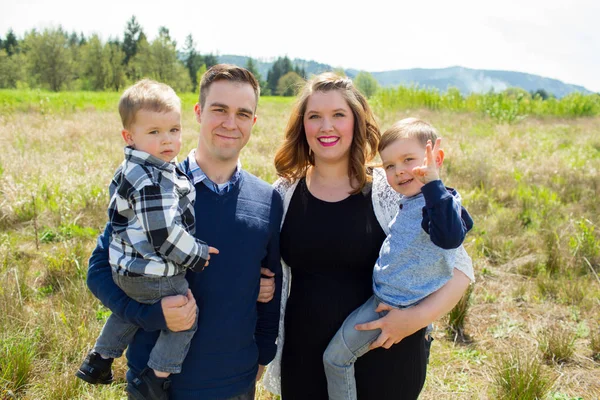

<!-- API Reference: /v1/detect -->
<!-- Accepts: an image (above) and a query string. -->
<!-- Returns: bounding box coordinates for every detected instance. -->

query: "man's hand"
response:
[161,289,197,332]
[256,365,265,382]
[354,303,425,350]
[412,138,444,184]
[258,267,275,303]
[204,246,220,267]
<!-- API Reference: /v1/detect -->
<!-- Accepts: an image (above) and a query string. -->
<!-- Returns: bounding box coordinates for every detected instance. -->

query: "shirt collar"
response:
[184,149,242,193]
[124,146,176,172]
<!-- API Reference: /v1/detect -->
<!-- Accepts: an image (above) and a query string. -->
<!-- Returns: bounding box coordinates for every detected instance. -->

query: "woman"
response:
[262,73,473,399]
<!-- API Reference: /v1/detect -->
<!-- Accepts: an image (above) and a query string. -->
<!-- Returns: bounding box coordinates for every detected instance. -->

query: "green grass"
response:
[0,89,294,114]
[0,94,599,399]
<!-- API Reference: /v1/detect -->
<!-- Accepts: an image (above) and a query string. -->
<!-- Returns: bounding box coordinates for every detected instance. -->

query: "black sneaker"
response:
[127,368,171,400]
[75,351,114,384]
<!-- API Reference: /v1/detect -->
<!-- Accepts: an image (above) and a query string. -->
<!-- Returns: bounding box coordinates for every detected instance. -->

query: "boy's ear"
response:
[121,129,135,146]
[436,149,445,167]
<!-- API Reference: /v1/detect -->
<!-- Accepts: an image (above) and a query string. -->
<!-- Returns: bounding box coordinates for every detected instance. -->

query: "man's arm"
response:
[421,180,473,249]
[255,191,283,366]
[87,224,167,332]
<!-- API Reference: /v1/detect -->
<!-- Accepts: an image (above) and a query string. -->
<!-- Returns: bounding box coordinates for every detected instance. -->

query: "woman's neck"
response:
[306,159,354,202]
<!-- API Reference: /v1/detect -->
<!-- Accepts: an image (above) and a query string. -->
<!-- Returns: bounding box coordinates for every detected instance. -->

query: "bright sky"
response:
[1,0,599,92]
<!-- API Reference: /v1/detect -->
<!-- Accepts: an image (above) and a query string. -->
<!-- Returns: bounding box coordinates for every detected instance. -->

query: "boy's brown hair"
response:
[118,79,181,129]
[199,64,260,110]
[378,118,438,153]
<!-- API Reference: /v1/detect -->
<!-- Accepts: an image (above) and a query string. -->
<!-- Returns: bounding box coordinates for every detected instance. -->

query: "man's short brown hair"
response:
[199,64,260,110]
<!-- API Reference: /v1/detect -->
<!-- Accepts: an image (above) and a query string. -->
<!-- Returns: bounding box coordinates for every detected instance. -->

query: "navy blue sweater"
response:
[87,170,283,399]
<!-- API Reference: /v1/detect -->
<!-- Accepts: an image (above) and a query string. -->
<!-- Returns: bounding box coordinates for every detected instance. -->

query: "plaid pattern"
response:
[185,149,241,195]
[108,147,209,277]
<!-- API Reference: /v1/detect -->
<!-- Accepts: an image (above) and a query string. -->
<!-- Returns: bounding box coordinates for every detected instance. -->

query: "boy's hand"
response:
[258,268,275,303]
[204,246,219,267]
[412,138,445,184]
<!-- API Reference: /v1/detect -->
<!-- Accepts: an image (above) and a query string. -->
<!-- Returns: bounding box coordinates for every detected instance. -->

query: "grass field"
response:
[0,90,599,399]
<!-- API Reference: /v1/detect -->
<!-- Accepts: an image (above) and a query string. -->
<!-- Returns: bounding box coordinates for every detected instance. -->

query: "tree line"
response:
[0,16,357,96]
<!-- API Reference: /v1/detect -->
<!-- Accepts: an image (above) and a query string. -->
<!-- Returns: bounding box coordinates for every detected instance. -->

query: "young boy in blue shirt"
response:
[76,79,217,399]
[323,118,474,400]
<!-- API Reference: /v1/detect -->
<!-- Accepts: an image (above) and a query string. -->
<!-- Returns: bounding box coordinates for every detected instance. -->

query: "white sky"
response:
[1,0,599,92]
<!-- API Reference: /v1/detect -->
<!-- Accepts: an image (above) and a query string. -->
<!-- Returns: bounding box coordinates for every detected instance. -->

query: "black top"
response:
[280,178,428,400]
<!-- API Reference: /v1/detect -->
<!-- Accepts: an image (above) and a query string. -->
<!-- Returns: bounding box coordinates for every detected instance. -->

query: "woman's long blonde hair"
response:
[274,73,380,194]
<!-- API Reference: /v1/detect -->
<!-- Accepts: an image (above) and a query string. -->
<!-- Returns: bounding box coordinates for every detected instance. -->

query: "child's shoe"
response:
[127,368,171,400]
[75,351,114,384]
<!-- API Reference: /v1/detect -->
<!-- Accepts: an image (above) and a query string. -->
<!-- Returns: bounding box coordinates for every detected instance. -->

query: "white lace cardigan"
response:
[262,168,474,394]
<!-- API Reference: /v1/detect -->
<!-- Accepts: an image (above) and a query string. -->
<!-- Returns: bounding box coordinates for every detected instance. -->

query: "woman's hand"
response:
[161,289,197,332]
[354,303,427,349]
[258,267,275,303]
[355,270,471,350]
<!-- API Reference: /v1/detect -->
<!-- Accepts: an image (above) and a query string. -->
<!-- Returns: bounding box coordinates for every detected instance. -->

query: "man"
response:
[86,64,282,400]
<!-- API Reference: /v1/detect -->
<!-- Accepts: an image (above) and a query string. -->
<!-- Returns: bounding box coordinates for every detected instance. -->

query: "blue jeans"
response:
[93,271,197,374]
[323,295,391,400]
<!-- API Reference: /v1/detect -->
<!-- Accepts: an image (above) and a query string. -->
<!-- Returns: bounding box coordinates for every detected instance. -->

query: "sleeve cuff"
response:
[421,180,450,208]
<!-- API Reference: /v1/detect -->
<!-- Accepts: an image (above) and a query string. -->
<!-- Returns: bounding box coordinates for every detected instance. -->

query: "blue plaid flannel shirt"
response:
[108,147,209,277]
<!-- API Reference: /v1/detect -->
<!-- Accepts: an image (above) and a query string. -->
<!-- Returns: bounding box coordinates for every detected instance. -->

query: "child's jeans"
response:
[93,271,196,374]
[323,295,394,400]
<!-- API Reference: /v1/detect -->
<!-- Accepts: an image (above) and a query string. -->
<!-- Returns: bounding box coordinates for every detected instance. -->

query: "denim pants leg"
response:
[93,312,139,358]
[323,295,385,400]
[113,272,196,374]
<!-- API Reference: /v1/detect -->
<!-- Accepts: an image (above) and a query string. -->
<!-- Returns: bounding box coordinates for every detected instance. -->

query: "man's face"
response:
[194,80,257,163]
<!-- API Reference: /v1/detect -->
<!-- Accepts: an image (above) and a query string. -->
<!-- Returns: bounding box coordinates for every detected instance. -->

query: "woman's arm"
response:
[355,269,470,349]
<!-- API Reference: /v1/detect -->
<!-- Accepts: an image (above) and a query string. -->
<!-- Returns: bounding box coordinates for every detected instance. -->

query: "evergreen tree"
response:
[3,29,19,56]
[122,15,142,65]
[183,34,203,89]
[267,56,296,95]
[245,57,269,96]
[203,53,218,69]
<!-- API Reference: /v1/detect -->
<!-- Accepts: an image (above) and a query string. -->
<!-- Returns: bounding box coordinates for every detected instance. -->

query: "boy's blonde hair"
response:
[118,79,181,129]
[379,118,438,153]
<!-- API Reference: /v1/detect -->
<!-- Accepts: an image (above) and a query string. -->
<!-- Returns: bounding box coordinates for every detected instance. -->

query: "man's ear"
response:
[253,114,258,126]
[194,103,202,124]
[121,129,135,146]
[436,149,445,167]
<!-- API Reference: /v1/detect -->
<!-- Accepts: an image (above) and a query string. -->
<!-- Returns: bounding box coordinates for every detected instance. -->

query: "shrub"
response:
[538,324,576,364]
[493,351,554,400]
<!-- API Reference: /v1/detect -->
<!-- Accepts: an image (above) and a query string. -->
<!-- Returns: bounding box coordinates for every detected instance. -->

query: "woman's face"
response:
[303,90,355,165]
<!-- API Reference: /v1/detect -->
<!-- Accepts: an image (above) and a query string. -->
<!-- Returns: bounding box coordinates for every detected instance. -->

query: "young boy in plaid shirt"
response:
[76,79,217,398]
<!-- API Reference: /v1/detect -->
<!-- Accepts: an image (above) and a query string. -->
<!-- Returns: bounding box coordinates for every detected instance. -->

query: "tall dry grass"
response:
[0,97,599,398]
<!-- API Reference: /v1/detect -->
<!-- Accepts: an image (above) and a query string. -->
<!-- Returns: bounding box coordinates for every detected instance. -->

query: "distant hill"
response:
[218,56,593,98]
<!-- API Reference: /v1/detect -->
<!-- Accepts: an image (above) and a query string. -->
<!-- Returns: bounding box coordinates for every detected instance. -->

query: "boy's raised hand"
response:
[412,138,445,184]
